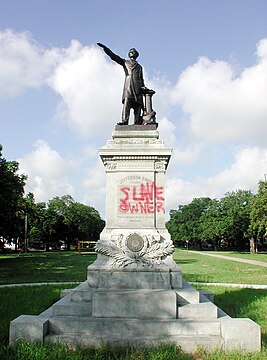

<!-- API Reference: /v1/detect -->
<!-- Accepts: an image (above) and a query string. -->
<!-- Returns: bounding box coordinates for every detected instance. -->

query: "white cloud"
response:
[210,146,267,190]
[158,117,177,147]
[49,41,123,138]
[18,140,77,202]
[172,39,267,144]
[171,145,201,167]
[82,144,99,159]
[82,159,106,215]
[165,146,267,212]
[0,29,60,99]
[23,175,76,205]
[0,30,127,138]
[4,30,267,217]
[256,38,267,59]
[146,74,173,120]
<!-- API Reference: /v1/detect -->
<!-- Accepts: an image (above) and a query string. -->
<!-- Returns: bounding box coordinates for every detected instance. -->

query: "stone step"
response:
[52,297,92,316]
[199,290,214,303]
[178,302,218,319]
[92,289,178,318]
[60,281,89,299]
[48,316,221,337]
[70,290,93,302]
[176,288,200,305]
[45,333,223,352]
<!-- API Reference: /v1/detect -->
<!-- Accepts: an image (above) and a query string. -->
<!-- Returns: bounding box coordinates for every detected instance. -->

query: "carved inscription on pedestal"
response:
[117,173,165,228]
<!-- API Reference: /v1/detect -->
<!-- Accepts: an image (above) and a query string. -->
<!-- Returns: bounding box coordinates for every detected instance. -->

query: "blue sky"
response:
[1,0,267,217]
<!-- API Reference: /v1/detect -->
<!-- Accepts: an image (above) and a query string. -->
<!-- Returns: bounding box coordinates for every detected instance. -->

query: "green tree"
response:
[15,192,35,251]
[199,198,223,250]
[25,195,47,250]
[168,191,253,251]
[199,190,253,250]
[43,195,104,250]
[250,181,267,253]
[167,197,213,249]
[0,145,26,242]
[219,190,253,250]
[44,195,75,250]
[68,202,104,242]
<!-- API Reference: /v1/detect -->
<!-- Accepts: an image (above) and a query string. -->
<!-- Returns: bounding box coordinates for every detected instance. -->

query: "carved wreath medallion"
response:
[95,233,174,269]
[126,234,144,252]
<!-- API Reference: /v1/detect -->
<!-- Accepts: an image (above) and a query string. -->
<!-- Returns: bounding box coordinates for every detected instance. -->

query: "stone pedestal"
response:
[87,124,182,290]
[9,125,261,353]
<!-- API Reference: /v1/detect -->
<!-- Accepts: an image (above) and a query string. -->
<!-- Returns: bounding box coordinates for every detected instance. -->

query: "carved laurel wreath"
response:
[95,235,174,269]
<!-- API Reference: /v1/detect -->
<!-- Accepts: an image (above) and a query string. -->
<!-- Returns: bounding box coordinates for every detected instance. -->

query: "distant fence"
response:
[77,240,96,255]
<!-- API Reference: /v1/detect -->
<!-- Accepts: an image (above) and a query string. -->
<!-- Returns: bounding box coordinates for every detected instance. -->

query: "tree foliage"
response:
[167,189,260,251]
[2,144,267,253]
[0,145,26,241]
[0,145,104,250]
[249,181,267,252]
[38,195,105,250]
[167,198,213,248]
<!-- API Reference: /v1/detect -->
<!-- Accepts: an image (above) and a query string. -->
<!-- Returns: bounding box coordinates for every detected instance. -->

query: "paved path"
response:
[0,280,266,289]
[189,282,267,289]
[189,251,267,267]
[0,281,80,288]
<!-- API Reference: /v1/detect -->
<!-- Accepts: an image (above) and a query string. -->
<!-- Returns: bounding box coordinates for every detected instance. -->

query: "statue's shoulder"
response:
[125,60,141,68]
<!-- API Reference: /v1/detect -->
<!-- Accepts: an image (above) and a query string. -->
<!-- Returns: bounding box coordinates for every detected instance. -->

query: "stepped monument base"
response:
[10,126,261,352]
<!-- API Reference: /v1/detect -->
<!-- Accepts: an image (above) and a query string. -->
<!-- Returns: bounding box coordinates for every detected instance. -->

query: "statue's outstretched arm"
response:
[97,43,124,66]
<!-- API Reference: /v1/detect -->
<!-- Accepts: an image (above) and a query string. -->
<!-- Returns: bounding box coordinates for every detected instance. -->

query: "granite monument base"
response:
[9,126,261,352]
[10,277,261,352]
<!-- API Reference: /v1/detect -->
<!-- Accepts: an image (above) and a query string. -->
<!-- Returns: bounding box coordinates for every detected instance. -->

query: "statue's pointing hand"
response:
[97,43,106,49]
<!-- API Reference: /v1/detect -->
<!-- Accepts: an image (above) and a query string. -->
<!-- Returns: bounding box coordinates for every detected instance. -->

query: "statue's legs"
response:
[120,98,131,124]
[133,102,143,125]
[118,98,142,125]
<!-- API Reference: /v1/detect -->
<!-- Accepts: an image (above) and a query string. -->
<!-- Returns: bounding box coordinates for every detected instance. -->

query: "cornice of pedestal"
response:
[101,157,170,173]
[100,125,173,172]
[99,148,172,156]
[113,130,159,139]
[113,124,159,135]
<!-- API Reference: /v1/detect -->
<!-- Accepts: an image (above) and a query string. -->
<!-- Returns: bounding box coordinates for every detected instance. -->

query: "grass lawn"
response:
[195,285,267,347]
[0,251,96,284]
[1,249,267,285]
[0,284,266,359]
[0,251,266,358]
[173,249,267,284]
[0,284,75,345]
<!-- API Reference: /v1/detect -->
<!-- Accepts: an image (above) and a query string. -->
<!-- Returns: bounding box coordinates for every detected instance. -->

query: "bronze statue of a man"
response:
[97,43,145,125]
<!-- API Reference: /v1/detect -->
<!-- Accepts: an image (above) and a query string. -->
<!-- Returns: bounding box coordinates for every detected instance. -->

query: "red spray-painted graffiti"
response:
[119,181,165,214]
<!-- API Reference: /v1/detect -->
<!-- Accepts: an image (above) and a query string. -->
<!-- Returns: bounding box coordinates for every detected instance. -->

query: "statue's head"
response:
[128,48,139,60]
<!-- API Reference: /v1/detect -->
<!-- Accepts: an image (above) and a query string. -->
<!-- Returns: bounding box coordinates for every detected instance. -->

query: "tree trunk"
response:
[213,238,219,251]
[66,237,71,251]
[250,237,257,254]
